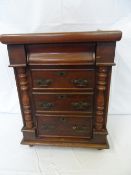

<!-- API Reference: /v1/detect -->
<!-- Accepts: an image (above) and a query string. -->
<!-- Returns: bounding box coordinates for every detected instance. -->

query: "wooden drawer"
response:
[33,92,93,113]
[37,115,92,138]
[31,69,95,89]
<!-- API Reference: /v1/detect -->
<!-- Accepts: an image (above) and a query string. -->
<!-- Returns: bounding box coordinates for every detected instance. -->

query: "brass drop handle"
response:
[42,124,55,130]
[72,125,88,132]
[36,79,53,87]
[38,101,54,109]
[72,79,88,87]
[71,102,89,110]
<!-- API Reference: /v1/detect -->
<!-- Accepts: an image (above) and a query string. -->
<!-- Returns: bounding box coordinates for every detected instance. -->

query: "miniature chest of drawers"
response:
[0,31,122,149]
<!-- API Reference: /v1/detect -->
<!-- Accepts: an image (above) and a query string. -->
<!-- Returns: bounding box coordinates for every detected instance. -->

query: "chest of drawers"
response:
[0,31,122,149]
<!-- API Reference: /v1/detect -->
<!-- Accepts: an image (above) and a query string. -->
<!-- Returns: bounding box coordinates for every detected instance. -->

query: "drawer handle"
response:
[36,79,53,87]
[38,102,54,109]
[42,124,55,130]
[71,102,89,110]
[72,79,88,87]
[72,125,88,132]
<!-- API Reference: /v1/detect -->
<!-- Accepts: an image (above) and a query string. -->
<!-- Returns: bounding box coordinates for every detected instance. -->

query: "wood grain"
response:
[0,31,122,149]
[0,31,122,44]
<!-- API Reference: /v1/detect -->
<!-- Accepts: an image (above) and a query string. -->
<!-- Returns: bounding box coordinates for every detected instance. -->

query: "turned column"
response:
[16,67,33,129]
[7,44,34,129]
[95,66,107,131]
[95,42,116,132]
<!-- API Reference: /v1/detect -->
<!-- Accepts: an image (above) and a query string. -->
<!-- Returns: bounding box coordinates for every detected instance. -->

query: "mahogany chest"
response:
[0,31,122,149]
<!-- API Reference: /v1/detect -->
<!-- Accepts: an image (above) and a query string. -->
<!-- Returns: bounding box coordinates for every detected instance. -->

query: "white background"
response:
[0,0,131,114]
[0,1,131,175]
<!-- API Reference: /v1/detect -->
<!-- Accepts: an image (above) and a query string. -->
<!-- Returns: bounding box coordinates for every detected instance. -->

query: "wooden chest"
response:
[0,31,122,149]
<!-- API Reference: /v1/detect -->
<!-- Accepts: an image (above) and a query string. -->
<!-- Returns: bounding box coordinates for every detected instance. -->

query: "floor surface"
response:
[0,113,131,175]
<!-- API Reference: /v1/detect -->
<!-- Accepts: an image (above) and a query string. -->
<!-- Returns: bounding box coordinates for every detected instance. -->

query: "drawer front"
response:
[33,93,93,113]
[31,69,95,89]
[37,115,92,138]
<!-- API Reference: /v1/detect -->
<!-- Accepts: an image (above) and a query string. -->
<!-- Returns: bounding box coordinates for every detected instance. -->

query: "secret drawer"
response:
[33,92,93,113]
[30,69,95,89]
[37,115,92,138]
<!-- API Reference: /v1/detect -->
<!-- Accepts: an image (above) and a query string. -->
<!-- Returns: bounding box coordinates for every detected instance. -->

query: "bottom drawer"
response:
[36,115,92,138]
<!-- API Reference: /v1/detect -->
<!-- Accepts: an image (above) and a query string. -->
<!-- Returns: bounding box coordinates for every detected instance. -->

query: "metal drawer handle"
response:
[72,125,88,132]
[36,79,53,87]
[72,79,88,87]
[71,102,89,110]
[38,102,54,109]
[42,124,55,130]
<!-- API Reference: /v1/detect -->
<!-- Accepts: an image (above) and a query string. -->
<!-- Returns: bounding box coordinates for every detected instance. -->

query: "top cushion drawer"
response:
[27,43,95,66]
[30,69,95,90]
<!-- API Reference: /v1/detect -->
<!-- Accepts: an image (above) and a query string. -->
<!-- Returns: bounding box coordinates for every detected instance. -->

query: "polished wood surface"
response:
[31,69,95,90]
[0,31,122,44]
[27,43,95,65]
[33,92,93,113]
[37,114,92,138]
[0,31,122,149]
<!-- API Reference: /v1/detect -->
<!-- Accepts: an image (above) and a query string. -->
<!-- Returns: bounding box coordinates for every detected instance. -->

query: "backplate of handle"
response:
[38,101,54,109]
[72,125,88,132]
[71,101,89,110]
[42,124,55,130]
[72,79,88,87]
[36,79,53,87]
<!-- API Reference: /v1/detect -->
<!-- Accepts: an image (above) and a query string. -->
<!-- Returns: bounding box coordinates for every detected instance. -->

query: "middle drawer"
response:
[30,69,95,90]
[33,92,93,113]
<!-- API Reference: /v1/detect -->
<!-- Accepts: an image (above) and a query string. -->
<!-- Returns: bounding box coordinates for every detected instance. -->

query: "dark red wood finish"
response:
[33,92,94,113]
[30,69,95,90]
[0,31,122,149]
[0,31,122,44]
[37,114,92,138]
